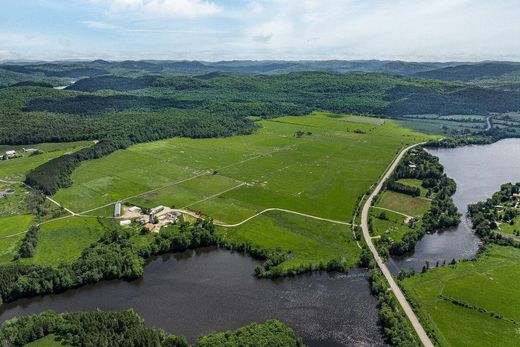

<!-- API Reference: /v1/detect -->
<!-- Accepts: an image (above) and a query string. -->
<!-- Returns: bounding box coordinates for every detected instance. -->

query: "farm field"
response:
[54,112,432,221]
[216,210,360,273]
[377,191,431,217]
[402,245,520,347]
[0,141,91,181]
[25,217,107,266]
[43,112,431,272]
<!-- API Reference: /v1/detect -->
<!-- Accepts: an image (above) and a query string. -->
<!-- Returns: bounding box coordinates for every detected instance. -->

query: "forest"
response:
[0,70,515,194]
[0,309,303,347]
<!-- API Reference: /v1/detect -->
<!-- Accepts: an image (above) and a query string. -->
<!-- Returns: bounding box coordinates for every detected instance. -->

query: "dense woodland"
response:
[0,309,302,347]
[378,148,461,256]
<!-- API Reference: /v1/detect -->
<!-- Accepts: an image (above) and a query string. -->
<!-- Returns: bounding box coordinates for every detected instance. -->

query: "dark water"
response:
[388,138,520,273]
[0,248,386,346]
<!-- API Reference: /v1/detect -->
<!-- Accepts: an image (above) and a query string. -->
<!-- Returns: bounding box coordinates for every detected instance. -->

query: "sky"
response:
[1,0,520,62]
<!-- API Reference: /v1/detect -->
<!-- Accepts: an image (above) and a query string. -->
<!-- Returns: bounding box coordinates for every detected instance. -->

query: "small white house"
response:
[120,220,131,226]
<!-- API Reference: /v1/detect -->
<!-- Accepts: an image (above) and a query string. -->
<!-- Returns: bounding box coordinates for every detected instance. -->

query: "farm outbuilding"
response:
[114,202,122,217]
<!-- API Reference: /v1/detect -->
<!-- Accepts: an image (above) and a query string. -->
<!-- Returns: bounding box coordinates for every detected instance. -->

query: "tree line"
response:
[0,309,304,347]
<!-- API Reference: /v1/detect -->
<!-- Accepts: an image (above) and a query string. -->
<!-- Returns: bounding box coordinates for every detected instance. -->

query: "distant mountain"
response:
[413,62,520,82]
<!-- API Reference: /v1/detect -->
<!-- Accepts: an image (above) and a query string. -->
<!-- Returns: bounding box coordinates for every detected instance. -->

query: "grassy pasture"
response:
[402,245,520,347]
[38,113,430,272]
[26,217,106,266]
[0,214,33,237]
[216,210,360,272]
[0,141,91,181]
[377,191,430,217]
[0,235,23,264]
[54,113,431,223]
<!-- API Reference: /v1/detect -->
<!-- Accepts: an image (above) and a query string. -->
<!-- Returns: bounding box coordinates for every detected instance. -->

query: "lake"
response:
[388,138,520,273]
[0,248,386,347]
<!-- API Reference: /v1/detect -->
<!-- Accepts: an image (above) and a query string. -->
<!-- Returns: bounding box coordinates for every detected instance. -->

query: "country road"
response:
[485,116,492,131]
[216,207,354,228]
[361,143,434,347]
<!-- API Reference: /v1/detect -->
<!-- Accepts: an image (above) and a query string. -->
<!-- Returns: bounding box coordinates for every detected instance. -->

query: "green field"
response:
[369,209,414,242]
[377,191,431,217]
[25,217,107,266]
[54,113,431,222]
[402,245,520,347]
[0,141,91,181]
[0,214,33,237]
[45,113,430,271]
[217,210,360,273]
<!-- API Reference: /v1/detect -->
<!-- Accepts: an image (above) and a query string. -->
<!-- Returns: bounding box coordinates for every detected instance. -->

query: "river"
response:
[388,138,520,273]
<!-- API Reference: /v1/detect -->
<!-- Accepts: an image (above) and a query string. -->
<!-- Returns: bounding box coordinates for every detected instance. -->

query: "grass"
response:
[0,234,23,264]
[396,178,429,197]
[46,113,431,272]
[216,210,360,272]
[369,209,414,242]
[0,182,30,217]
[55,112,431,221]
[0,141,90,181]
[402,245,520,347]
[24,334,71,347]
[25,217,107,266]
[0,214,33,237]
[377,191,430,217]
[499,216,520,235]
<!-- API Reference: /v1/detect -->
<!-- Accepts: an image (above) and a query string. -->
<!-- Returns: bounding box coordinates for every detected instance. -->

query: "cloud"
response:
[88,0,222,18]
[234,0,520,61]
[253,33,272,43]
[81,20,120,29]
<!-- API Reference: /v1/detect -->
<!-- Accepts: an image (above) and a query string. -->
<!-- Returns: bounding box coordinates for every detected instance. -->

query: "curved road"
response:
[216,207,354,228]
[361,143,434,347]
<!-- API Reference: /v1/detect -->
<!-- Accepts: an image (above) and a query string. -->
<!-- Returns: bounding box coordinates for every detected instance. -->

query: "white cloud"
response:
[234,0,520,61]
[89,0,222,18]
[81,20,120,29]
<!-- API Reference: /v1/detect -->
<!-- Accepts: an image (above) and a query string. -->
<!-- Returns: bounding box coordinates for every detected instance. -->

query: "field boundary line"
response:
[360,141,434,347]
[75,144,298,216]
[371,206,412,218]
[182,182,246,209]
[215,207,355,228]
